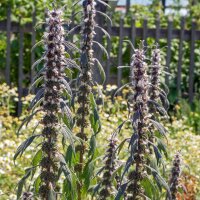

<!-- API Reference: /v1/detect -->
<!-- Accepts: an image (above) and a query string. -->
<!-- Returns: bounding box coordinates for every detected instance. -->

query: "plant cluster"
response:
[12,2,194,200]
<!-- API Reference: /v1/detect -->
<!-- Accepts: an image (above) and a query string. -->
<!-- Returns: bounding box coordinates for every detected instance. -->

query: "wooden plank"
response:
[94,2,107,83]
[143,18,148,46]
[131,17,136,52]
[105,20,111,85]
[117,17,124,87]
[5,6,11,85]
[189,20,196,103]
[1,21,200,41]
[18,24,24,116]
[177,17,185,97]
[165,18,173,85]
[130,17,136,82]
[31,8,36,85]
[126,0,131,14]
[155,16,160,43]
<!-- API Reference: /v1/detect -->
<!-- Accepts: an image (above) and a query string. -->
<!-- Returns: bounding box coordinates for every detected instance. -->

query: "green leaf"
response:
[117,138,128,155]
[94,58,106,84]
[29,76,43,93]
[34,176,41,193]
[60,125,75,153]
[149,119,168,139]
[88,134,96,158]
[14,135,40,161]
[48,188,56,200]
[113,83,130,98]
[17,167,34,199]
[89,93,101,134]
[32,149,42,167]
[145,165,172,199]
[93,41,109,58]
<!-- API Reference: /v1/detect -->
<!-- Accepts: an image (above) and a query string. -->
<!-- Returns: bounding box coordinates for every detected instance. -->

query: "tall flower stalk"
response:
[126,46,149,199]
[39,8,66,199]
[99,136,119,199]
[71,0,110,199]
[148,47,162,154]
[76,0,96,170]
[115,42,171,200]
[15,7,76,199]
[168,152,182,200]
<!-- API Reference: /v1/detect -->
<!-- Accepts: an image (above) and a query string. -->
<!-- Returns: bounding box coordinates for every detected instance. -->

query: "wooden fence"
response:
[0,6,200,115]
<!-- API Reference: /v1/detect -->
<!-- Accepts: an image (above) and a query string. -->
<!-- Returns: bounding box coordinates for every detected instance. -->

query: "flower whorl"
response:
[126,47,149,199]
[99,138,118,199]
[39,9,66,198]
[169,152,181,200]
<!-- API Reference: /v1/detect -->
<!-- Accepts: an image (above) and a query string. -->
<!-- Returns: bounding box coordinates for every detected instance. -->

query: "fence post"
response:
[177,17,185,98]
[117,17,124,87]
[94,1,107,83]
[105,15,112,86]
[165,17,173,85]
[143,18,148,46]
[18,21,24,116]
[155,15,160,43]
[6,6,11,85]
[31,7,36,86]
[126,0,130,14]
[189,20,196,103]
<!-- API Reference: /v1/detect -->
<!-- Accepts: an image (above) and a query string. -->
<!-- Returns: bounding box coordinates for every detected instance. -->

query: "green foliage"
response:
[0,84,200,199]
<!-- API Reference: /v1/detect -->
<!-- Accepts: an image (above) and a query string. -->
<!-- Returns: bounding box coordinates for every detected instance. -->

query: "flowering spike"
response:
[39,8,67,199]
[126,44,149,199]
[99,137,119,199]
[169,152,182,200]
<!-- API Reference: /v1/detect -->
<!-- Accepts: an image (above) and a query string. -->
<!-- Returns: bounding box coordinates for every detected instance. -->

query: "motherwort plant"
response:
[69,0,111,199]
[115,43,171,200]
[148,46,169,155]
[125,46,150,199]
[168,152,182,200]
[14,7,77,199]
[98,135,120,199]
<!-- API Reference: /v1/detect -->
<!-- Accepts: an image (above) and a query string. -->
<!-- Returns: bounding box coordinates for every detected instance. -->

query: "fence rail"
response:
[0,6,199,115]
